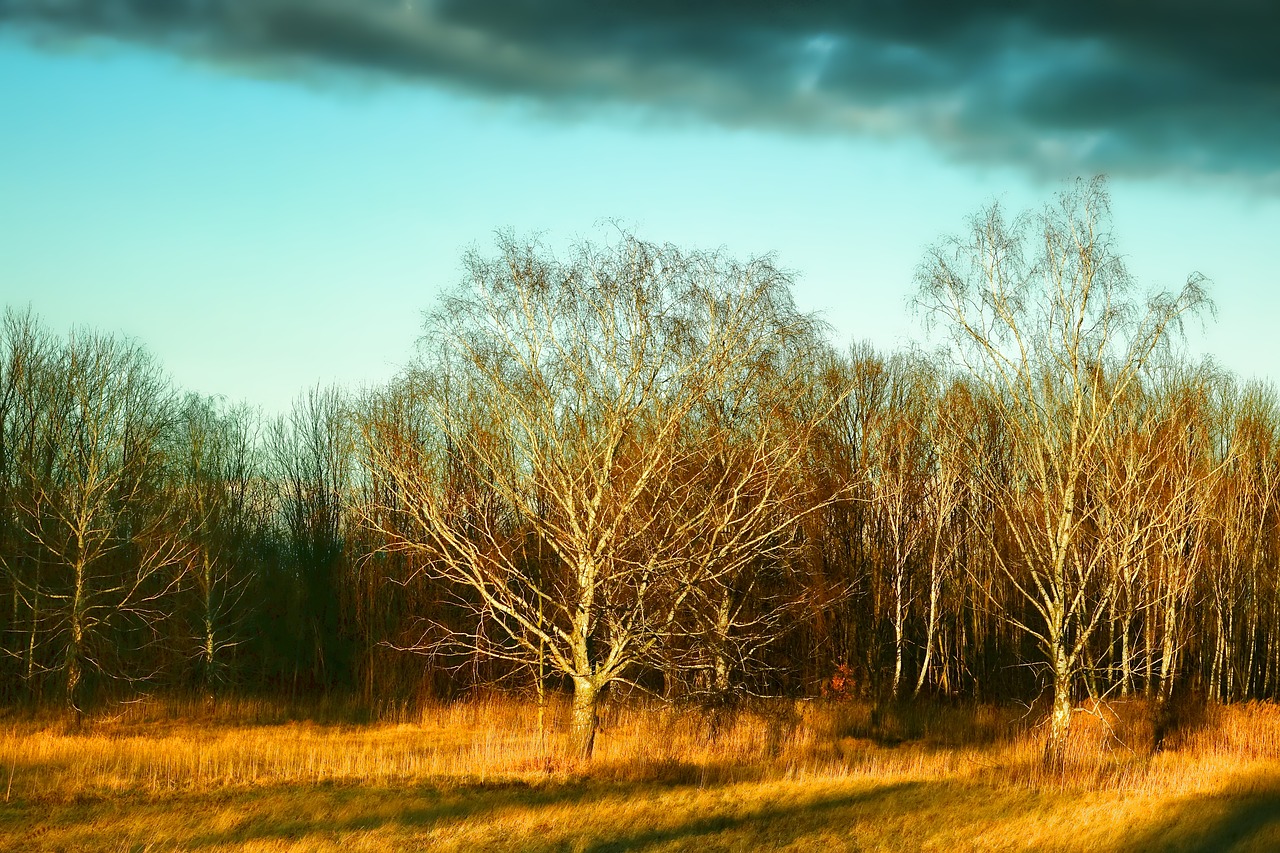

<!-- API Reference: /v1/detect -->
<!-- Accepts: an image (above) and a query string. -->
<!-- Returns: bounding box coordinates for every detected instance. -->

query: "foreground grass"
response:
[3,695,1279,851]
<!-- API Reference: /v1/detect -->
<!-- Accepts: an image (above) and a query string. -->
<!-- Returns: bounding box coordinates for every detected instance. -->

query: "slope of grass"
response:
[3,694,1279,851]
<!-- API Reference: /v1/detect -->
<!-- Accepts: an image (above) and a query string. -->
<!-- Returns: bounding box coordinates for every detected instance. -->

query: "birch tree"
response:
[914,376,970,696]
[916,177,1210,763]
[362,232,842,759]
[865,354,933,696]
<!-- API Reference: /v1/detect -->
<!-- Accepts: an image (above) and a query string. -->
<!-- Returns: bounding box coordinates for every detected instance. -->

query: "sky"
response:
[1,1,1279,413]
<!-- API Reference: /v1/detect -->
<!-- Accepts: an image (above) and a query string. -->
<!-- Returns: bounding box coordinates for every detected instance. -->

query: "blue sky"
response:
[2,4,1278,412]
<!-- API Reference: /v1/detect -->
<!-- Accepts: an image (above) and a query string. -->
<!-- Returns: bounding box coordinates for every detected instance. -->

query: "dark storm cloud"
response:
[3,0,1277,183]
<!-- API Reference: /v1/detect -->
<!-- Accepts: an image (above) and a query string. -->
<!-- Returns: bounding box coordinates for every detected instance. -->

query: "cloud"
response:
[2,0,1277,184]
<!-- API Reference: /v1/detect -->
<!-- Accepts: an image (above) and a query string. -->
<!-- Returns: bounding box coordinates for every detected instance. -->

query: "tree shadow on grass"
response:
[1120,778,1280,853]
[130,777,924,852]
[4,778,619,852]
[1181,791,1280,853]
[582,781,921,852]
[177,780,635,848]
[3,756,812,850]
[172,770,840,850]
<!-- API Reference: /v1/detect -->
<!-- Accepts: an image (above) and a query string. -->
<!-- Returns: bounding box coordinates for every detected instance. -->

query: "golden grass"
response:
[3,694,1279,851]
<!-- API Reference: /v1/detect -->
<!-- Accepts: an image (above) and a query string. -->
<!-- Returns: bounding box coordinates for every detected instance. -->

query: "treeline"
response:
[1,180,1276,754]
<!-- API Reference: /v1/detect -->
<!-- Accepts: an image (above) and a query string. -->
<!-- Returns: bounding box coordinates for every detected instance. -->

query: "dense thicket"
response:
[3,181,1277,750]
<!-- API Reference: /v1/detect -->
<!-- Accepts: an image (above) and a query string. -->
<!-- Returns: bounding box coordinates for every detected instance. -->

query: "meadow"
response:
[3,693,1279,852]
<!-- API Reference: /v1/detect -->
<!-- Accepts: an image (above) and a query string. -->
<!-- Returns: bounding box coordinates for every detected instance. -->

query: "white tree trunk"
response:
[1046,640,1073,767]
[570,676,600,761]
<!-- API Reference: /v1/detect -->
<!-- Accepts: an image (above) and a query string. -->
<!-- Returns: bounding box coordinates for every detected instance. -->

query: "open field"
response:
[3,695,1280,852]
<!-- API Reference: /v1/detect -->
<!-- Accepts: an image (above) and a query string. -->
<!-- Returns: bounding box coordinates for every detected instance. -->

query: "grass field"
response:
[3,693,1279,851]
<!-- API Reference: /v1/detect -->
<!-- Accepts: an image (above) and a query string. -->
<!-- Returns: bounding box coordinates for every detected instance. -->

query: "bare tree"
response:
[267,385,355,692]
[914,375,970,696]
[803,343,889,696]
[0,309,57,696]
[8,329,185,715]
[916,177,1210,762]
[175,395,259,693]
[864,353,933,696]
[659,335,840,702]
[1204,379,1280,701]
[362,232,843,759]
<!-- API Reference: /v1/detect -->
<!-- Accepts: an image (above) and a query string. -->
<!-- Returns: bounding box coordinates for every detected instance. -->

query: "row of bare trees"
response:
[0,315,362,714]
[2,179,1278,759]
